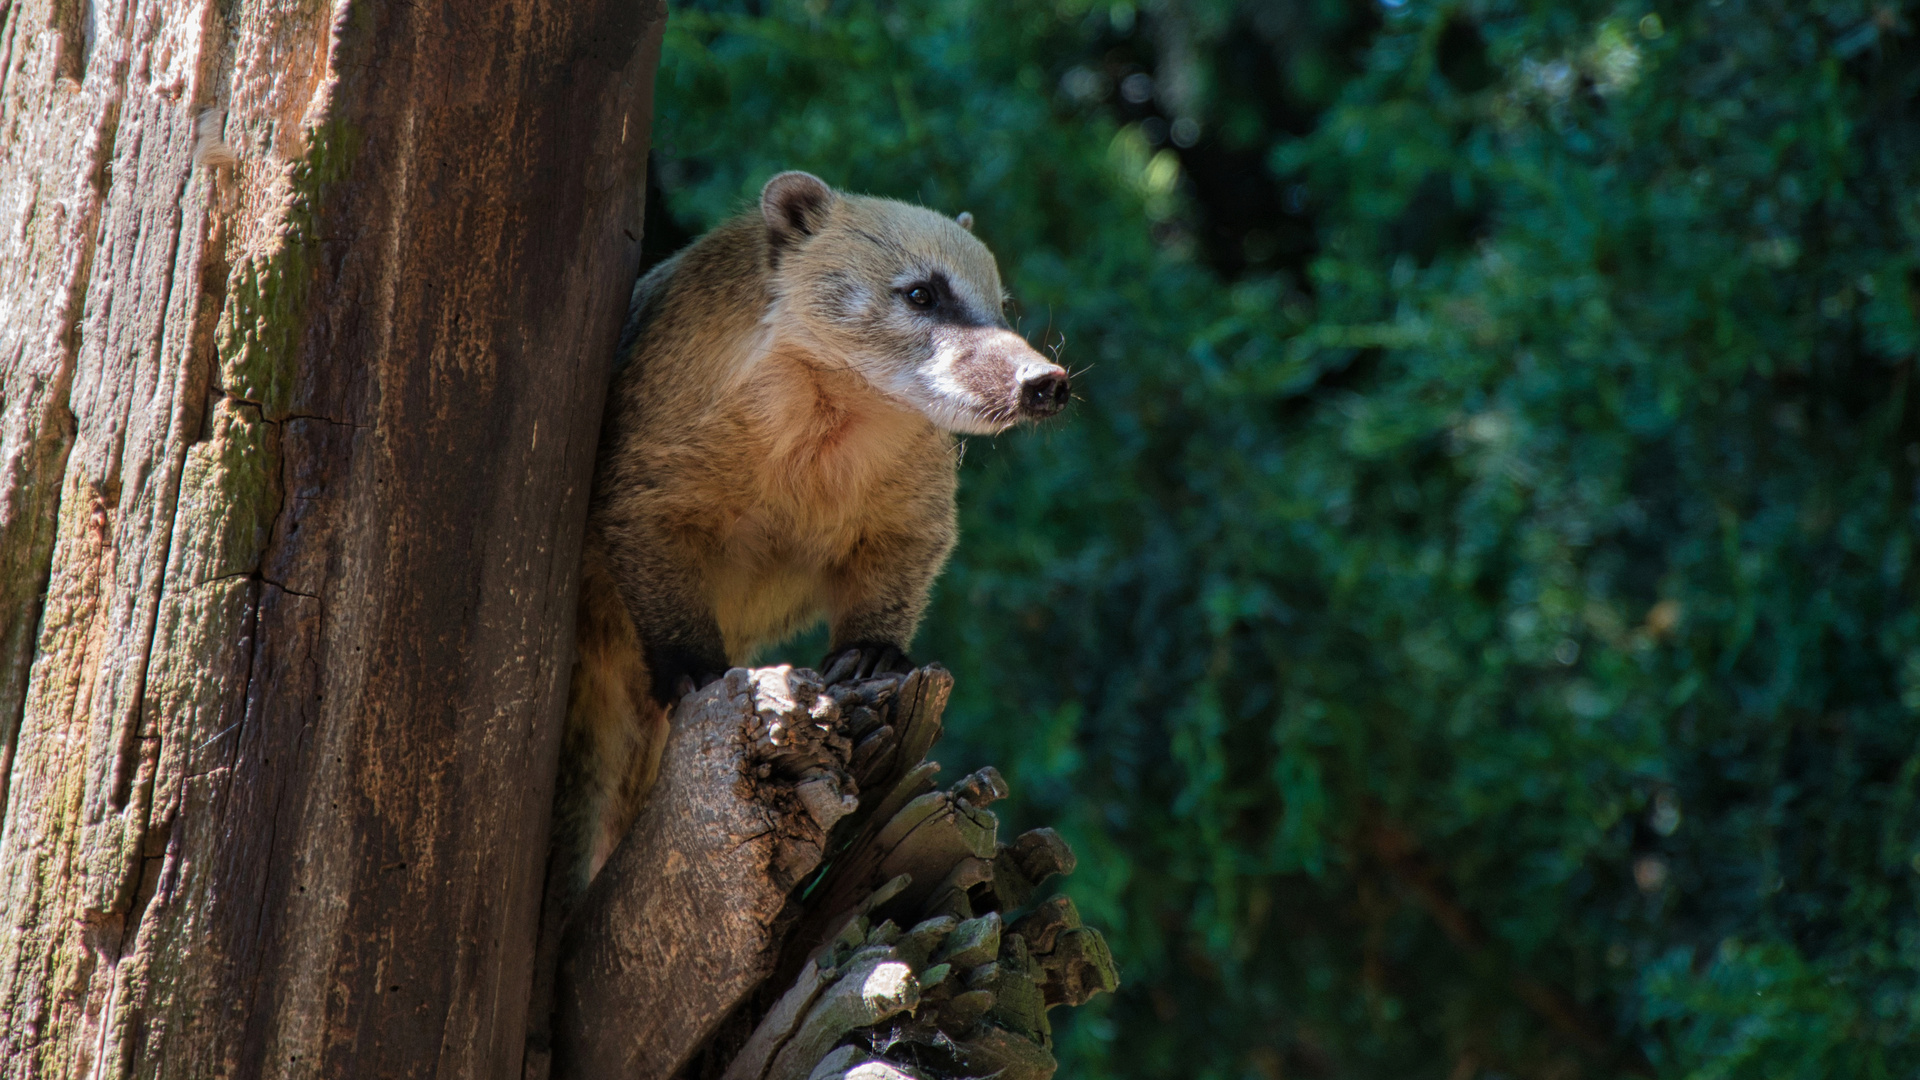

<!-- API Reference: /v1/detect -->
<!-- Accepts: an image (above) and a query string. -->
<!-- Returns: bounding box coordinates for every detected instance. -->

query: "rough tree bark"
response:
[0,1,664,1076]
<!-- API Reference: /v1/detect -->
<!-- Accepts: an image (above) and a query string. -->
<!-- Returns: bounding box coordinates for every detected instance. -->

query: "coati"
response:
[555,171,1070,895]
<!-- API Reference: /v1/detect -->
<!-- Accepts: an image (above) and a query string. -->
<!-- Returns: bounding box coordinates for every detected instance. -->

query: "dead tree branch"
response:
[551,665,1119,1080]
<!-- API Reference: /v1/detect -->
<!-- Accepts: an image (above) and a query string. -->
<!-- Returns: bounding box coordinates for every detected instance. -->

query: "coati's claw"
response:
[865,648,911,679]
[671,671,728,702]
[650,645,731,707]
[822,643,913,685]
[820,652,856,685]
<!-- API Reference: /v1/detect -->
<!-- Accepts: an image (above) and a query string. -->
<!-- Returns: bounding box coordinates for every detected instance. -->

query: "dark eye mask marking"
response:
[898,272,995,328]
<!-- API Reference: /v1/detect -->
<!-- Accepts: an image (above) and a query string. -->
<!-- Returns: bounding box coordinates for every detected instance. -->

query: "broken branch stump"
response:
[549,664,1118,1080]
[553,667,859,1078]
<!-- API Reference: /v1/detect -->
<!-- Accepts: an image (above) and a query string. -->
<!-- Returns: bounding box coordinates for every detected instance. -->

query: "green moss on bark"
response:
[216,122,361,420]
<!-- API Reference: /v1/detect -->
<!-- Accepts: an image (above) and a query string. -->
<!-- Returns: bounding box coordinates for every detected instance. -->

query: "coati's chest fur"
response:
[691,348,957,657]
[553,170,1068,892]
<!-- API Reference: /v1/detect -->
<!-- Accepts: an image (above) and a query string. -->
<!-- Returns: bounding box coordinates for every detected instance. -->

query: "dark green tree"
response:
[647,2,1920,1076]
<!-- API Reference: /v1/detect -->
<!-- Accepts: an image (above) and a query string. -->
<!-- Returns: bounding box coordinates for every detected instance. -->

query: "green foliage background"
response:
[645,1,1920,1076]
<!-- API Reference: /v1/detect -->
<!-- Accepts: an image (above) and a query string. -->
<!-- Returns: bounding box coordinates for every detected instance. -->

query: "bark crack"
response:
[211,383,363,428]
[208,576,261,827]
[110,168,196,816]
[199,570,320,601]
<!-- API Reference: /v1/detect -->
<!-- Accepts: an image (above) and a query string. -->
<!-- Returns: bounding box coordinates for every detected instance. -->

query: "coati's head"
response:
[759,171,1070,436]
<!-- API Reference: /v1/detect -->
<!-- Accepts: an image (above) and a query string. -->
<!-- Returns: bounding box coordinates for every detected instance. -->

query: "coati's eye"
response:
[904,284,936,309]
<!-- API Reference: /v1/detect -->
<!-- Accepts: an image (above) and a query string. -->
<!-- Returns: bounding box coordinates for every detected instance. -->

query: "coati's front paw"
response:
[670,671,729,701]
[649,646,731,707]
[821,642,914,685]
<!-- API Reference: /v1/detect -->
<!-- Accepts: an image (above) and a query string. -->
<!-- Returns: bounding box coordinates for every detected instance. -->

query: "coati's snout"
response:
[1020,366,1070,418]
[760,171,1072,436]
[925,323,1070,431]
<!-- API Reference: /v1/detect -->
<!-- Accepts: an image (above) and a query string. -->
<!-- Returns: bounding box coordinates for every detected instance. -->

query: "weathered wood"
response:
[760,954,919,1080]
[601,665,1119,1080]
[712,762,1118,1080]
[0,1,664,1076]
[553,667,860,1080]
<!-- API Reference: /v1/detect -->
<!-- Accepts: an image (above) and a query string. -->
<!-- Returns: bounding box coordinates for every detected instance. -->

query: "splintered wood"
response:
[553,665,1119,1080]
[553,668,860,1078]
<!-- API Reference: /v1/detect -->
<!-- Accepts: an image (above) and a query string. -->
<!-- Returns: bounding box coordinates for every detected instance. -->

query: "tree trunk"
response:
[0,1,664,1076]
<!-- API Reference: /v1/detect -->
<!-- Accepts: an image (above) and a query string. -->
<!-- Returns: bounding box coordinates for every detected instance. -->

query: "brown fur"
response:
[552,174,1066,896]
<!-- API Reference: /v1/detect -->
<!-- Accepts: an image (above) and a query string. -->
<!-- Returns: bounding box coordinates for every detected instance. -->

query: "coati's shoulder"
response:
[613,216,771,388]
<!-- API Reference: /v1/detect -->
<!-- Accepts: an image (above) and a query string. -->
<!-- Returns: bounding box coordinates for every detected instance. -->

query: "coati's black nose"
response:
[1019,371,1070,418]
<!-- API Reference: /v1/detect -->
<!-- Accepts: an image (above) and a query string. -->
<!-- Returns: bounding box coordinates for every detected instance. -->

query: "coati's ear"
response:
[956,211,975,232]
[761,171,835,249]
